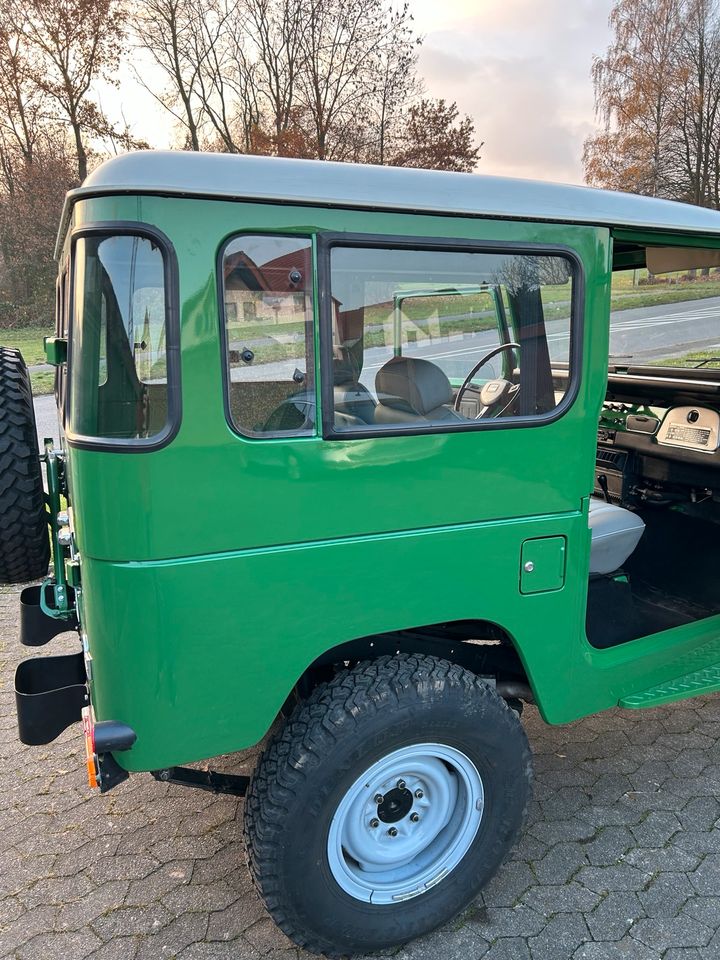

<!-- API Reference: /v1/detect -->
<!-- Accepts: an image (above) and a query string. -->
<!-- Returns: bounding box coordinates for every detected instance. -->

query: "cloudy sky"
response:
[413,0,614,183]
[107,0,615,186]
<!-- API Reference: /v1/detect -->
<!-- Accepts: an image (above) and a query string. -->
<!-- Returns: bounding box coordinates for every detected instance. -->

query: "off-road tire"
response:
[0,347,49,584]
[243,654,533,957]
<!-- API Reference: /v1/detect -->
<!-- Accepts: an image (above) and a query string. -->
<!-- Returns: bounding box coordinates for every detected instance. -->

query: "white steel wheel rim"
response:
[327,742,485,904]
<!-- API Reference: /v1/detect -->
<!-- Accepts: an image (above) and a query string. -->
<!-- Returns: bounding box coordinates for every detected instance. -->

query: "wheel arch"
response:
[288,617,536,710]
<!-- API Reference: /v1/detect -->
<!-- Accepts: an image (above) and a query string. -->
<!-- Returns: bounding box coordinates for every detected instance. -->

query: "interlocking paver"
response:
[638,872,694,919]
[582,826,635,866]
[585,890,644,942]
[3,579,720,959]
[526,913,590,959]
[571,939,658,960]
[630,914,714,950]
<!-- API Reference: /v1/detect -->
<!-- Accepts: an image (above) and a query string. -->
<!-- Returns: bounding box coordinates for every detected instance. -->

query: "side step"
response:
[620,663,720,709]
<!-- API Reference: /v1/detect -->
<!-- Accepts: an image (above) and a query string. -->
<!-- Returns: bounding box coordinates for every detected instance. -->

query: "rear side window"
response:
[221,235,314,437]
[69,233,173,443]
[326,242,577,434]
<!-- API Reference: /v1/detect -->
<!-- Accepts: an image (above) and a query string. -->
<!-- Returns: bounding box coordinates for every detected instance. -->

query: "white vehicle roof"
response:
[57,150,720,255]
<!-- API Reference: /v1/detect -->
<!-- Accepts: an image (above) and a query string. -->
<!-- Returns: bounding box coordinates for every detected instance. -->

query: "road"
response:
[230,295,720,389]
[357,295,720,381]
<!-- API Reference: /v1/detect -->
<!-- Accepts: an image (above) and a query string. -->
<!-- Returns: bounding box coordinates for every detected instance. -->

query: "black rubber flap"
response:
[19,585,79,647]
[15,652,87,745]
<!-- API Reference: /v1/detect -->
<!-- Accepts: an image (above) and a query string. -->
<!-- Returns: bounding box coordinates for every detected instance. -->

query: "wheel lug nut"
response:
[414,789,424,799]
[397,779,406,790]
[374,794,383,804]
[388,827,398,837]
[410,812,419,822]
[369,818,379,828]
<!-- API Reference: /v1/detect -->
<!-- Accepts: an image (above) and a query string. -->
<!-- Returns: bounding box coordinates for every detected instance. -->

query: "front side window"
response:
[222,235,314,436]
[327,243,575,433]
[69,233,171,442]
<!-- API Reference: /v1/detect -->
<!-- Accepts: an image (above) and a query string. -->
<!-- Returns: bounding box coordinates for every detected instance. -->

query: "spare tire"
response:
[0,347,50,584]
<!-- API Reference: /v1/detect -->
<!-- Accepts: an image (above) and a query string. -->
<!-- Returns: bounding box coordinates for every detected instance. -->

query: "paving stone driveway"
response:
[3,583,720,960]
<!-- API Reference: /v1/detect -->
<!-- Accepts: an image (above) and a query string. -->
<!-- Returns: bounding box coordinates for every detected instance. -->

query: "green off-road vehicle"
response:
[4,151,720,955]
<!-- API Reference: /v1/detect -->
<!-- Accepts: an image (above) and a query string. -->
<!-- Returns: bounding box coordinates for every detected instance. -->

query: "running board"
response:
[151,766,250,796]
[620,663,720,708]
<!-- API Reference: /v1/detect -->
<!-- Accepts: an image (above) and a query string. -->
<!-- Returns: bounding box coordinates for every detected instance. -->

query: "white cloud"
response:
[414,0,614,183]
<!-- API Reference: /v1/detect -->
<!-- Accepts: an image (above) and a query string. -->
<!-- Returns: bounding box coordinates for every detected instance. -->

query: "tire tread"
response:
[0,346,50,584]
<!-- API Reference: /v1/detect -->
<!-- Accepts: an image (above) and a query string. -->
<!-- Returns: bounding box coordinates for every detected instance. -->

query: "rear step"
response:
[620,663,720,708]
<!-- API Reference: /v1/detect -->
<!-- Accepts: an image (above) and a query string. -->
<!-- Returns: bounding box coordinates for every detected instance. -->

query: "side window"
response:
[222,235,314,436]
[327,244,575,432]
[610,244,720,369]
[69,233,171,442]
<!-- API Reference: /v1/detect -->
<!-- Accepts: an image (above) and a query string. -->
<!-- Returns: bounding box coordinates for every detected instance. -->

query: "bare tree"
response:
[245,0,307,152]
[669,0,720,206]
[11,0,125,181]
[364,20,421,165]
[134,0,205,150]
[297,0,413,161]
[0,18,47,172]
[132,0,483,170]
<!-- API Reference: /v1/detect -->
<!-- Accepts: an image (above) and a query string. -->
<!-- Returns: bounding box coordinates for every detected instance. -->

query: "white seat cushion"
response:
[588,498,645,575]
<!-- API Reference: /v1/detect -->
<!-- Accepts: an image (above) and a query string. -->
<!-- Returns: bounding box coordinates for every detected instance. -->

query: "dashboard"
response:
[596,399,720,506]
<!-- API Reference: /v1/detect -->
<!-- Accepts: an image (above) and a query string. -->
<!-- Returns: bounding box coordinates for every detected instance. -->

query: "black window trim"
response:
[54,268,67,418]
[317,231,585,440]
[65,221,181,453]
[217,230,317,441]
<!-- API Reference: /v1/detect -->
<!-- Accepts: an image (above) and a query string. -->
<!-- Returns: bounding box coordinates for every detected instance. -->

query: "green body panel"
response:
[61,193,720,773]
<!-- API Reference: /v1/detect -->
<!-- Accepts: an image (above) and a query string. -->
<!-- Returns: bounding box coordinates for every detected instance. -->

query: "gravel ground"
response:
[3,577,720,960]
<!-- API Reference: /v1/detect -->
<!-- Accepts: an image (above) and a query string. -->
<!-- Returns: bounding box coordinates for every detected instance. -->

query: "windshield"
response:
[609,247,720,370]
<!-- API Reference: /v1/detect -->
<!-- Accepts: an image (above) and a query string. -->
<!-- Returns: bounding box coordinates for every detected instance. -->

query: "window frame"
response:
[66,221,181,453]
[217,231,317,440]
[317,231,585,440]
[54,267,68,418]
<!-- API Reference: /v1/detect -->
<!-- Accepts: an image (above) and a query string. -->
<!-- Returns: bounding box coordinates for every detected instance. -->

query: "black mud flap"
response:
[15,652,87,745]
[19,584,79,647]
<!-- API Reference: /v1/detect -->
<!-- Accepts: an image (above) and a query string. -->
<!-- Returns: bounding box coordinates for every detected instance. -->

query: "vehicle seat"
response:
[375,356,465,425]
[333,352,376,425]
[588,497,645,575]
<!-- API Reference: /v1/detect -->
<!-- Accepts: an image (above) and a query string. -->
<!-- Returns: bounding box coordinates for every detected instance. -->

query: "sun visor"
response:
[646,246,720,274]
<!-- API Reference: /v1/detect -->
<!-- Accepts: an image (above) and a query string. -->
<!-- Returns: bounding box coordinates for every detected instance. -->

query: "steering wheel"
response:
[453,342,521,419]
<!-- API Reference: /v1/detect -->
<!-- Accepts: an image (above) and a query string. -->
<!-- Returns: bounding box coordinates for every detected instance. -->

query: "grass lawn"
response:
[30,371,56,395]
[610,280,720,313]
[650,349,720,369]
[0,325,51,366]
